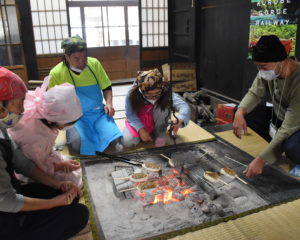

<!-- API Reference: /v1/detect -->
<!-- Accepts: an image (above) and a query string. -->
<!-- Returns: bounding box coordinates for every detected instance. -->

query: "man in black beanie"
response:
[233,35,300,178]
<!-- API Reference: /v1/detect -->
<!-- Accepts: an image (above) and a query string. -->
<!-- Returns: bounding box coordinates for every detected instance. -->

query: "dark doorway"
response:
[169,0,196,63]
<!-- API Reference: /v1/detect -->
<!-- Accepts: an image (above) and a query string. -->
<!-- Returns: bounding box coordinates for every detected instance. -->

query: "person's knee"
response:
[66,128,81,153]
[122,136,140,148]
[283,132,300,163]
[70,204,89,230]
[122,128,140,147]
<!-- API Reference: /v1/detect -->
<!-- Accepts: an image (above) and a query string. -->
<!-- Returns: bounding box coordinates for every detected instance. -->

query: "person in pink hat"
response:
[8,77,83,187]
[0,67,88,240]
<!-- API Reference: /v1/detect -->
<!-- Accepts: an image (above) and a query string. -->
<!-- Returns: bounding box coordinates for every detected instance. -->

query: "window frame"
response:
[0,0,24,66]
[140,0,168,48]
[68,0,139,48]
[30,0,69,56]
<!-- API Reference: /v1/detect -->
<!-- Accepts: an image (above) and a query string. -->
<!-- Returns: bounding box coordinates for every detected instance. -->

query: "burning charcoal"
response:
[172,191,185,201]
[156,190,165,195]
[147,172,160,180]
[169,178,179,187]
[174,186,186,192]
[158,176,169,186]
[144,193,155,204]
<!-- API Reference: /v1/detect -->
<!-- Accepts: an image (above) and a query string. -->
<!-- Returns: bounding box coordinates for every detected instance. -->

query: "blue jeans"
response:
[238,105,300,164]
[282,130,300,164]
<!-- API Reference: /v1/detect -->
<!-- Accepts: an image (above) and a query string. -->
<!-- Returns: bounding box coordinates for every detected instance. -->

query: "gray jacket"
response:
[0,123,35,212]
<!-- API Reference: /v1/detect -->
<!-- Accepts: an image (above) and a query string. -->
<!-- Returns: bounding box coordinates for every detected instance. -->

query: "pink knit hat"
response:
[0,67,27,101]
[23,76,82,124]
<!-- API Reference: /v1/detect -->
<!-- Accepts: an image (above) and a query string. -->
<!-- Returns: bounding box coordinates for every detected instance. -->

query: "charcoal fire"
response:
[85,146,270,240]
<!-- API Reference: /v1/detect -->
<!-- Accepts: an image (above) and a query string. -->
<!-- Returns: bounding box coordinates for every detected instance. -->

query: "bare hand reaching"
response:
[243,156,266,178]
[138,128,153,142]
[54,160,80,172]
[171,119,183,135]
[233,108,247,139]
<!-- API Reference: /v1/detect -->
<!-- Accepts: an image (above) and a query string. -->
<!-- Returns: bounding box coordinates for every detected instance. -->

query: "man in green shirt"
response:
[49,36,123,155]
[233,35,300,178]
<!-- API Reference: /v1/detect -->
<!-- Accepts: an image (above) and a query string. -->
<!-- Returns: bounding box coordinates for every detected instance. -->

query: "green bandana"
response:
[61,35,87,55]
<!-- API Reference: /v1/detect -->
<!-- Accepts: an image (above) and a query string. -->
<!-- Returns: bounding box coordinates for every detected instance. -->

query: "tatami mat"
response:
[114,118,216,152]
[215,128,269,158]
[55,119,216,156]
[169,126,300,240]
[170,198,300,240]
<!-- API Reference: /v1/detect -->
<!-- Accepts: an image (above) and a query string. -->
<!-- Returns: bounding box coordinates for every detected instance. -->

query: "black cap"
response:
[252,35,287,62]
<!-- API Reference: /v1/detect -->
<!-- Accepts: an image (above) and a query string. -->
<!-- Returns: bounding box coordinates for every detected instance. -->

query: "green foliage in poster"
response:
[249,24,297,55]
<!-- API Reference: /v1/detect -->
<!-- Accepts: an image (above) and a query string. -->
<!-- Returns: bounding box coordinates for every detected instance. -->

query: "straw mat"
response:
[114,118,216,152]
[215,127,268,157]
[170,198,300,240]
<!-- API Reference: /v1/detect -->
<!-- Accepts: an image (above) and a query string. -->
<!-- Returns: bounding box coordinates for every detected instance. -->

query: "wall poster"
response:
[249,0,299,56]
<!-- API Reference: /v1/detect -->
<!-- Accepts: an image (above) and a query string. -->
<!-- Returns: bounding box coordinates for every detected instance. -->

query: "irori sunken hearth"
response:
[83,144,271,240]
[83,140,300,240]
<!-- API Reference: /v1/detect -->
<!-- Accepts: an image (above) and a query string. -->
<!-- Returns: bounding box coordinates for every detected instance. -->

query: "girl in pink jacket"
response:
[8,77,83,187]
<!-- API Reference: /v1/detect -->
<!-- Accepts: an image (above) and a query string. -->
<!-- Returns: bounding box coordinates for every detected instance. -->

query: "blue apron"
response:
[68,67,122,155]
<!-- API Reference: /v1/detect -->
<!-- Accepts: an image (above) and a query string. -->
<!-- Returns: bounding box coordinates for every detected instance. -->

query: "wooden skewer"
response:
[199,152,209,159]
[160,154,172,161]
[220,168,248,185]
[118,187,138,193]
[160,154,175,167]
[218,178,229,186]
[203,173,229,186]
[225,156,248,167]
[235,176,248,184]
[113,176,130,180]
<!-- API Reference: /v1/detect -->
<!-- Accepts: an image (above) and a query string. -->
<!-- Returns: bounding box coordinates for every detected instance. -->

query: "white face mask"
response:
[259,69,279,81]
[146,99,157,105]
[258,63,279,81]
[70,65,85,73]
[0,110,21,128]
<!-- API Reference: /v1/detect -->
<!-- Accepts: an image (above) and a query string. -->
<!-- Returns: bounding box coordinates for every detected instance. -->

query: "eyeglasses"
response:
[143,91,162,100]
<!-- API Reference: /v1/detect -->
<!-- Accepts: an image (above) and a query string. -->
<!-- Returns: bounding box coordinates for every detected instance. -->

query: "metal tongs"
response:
[95,151,143,167]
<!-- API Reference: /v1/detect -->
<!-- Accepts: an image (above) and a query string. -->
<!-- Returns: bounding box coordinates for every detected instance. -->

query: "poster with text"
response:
[250,0,299,56]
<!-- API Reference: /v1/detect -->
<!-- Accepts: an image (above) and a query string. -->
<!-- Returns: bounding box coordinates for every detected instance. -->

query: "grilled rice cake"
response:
[204,171,220,182]
[144,162,160,169]
[220,167,236,177]
[131,173,148,179]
